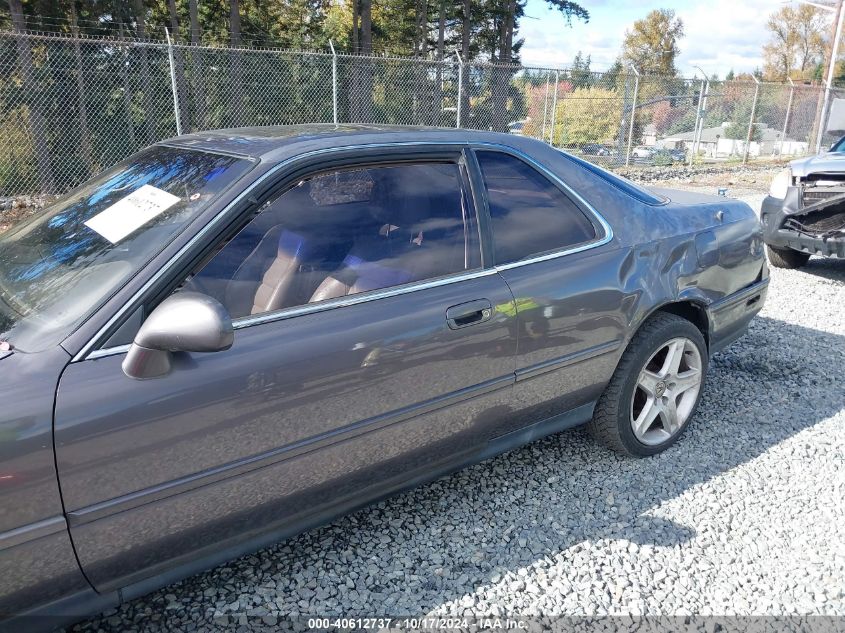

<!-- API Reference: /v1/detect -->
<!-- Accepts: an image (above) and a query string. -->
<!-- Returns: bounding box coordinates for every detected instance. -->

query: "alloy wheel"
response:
[630,337,703,446]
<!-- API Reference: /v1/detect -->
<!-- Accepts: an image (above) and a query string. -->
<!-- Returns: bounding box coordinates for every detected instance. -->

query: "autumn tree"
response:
[622,8,684,76]
[553,86,623,146]
[762,4,828,81]
[650,100,685,135]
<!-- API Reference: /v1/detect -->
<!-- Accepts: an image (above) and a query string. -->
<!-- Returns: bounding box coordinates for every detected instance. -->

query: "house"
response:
[641,123,657,147]
[659,122,808,158]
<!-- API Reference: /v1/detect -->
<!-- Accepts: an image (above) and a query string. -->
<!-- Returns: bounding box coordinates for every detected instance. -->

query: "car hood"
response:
[789,152,845,178]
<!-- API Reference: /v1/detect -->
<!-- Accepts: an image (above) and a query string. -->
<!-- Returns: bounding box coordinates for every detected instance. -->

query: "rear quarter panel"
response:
[511,138,766,341]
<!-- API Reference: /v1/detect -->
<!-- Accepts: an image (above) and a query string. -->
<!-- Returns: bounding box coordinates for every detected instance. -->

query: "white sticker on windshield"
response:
[84,184,181,244]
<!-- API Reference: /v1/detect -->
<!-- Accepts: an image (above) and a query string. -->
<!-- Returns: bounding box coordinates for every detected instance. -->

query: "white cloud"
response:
[674,0,775,77]
[519,8,625,70]
[519,0,797,79]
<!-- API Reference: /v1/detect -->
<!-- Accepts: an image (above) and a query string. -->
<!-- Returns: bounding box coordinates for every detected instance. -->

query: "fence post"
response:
[625,65,640,167]
[118,37,137,150]
[780,78,795,157]
[541,71,550,140]
[549,70,560,146]
[329,40,338,125]
[165,27,183,136]
[689,78,705,167]
[743,76,761,165]
[455,51,463,128]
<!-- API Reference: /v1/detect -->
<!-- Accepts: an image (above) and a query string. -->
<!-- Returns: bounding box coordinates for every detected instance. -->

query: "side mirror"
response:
[122,292,234,380]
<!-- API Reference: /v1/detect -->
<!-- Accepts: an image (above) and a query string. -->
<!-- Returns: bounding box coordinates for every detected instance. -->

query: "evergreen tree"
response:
[570,50,592,88]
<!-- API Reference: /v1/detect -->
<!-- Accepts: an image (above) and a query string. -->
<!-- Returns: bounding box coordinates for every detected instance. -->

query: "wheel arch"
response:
[635,299,711,353]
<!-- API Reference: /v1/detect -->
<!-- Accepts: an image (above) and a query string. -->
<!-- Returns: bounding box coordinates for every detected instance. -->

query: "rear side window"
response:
[476,151,597,264]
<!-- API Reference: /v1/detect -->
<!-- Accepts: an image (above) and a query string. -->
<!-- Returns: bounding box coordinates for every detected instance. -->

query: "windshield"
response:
[830,136,845,152]
[0,145,253,353]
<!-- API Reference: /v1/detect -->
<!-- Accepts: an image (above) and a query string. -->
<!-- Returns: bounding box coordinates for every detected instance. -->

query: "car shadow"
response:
[72,314,845,627]
[800,257,845,283]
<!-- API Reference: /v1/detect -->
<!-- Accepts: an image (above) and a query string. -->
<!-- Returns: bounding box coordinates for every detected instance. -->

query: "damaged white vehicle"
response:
[762,135,845,268]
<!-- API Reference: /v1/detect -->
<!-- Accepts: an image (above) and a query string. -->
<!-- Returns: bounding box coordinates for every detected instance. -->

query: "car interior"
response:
[184,163,475,319]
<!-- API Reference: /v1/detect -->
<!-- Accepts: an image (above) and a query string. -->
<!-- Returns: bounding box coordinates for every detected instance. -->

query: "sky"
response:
[519,0,807,79]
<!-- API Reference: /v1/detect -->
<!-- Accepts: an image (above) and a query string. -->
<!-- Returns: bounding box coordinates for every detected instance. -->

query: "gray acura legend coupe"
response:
[0,125,768,628]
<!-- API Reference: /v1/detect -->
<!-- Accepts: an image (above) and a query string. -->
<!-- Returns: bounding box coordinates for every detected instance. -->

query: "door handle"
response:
[446,299,492,330]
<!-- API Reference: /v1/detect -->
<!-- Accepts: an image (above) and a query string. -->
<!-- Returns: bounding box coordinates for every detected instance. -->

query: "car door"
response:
[470,147,627,436]
[53,150,517,592]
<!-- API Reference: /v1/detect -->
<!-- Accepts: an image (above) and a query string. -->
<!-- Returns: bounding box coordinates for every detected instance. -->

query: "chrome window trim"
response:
[233,268,497,330]
[493,236,612,271]
[87,344,131,360]
[80,269,499,360]
[74,140,614,363]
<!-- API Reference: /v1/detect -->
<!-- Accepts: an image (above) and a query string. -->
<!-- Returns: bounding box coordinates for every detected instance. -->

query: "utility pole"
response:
[625,65,640,167]
[743,76,761,165]
[690,65,710,164]
[689,79,705,167]
[780,78,795,156]
[804,0,845,153]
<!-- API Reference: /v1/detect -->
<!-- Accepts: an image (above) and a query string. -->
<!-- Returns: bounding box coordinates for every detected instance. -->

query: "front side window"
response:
[183,162,478,320]
[476,151,597,264]
[0,146,252,352]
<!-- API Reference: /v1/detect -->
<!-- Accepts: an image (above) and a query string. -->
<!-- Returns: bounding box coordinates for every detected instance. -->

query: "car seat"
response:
[224,226,308,317]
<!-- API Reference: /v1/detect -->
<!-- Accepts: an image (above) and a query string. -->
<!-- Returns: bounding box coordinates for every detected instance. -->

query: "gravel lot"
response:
[65,186,845,630]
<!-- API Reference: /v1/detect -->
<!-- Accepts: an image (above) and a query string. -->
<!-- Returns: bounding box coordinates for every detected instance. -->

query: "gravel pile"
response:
[616,162,785,184]
[0,194,52,233]
[72,195,845,631]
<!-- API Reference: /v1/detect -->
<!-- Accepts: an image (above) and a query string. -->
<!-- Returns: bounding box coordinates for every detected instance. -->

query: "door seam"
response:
[52,361,100,594]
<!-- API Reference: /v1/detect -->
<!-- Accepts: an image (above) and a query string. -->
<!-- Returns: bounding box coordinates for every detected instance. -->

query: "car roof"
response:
[157,124,539,163]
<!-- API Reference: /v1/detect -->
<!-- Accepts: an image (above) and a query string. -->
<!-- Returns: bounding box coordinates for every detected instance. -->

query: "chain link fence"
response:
[0,29,841,198]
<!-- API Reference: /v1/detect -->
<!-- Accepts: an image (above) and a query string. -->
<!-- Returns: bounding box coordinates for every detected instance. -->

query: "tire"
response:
[766,245,810,269]
[588,312,708,457]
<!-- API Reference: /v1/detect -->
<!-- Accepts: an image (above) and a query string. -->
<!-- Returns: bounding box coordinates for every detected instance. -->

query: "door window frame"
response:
[74,142,618,363]
[77,144,494,360]
[229,155,488,330]
[467,145,615,270]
